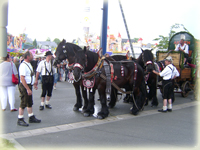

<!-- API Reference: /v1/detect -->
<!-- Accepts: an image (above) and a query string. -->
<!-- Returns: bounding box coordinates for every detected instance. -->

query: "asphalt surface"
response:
[0,80,199,150]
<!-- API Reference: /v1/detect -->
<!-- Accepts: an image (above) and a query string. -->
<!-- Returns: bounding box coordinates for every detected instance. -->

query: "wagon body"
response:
[156,31,198,97]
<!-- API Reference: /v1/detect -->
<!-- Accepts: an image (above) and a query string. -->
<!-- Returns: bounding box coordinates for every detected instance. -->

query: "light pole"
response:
[100,0,108,55]
[0,0,8,63]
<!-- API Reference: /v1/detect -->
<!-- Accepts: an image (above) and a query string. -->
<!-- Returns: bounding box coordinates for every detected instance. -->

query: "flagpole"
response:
[100,0,108,55]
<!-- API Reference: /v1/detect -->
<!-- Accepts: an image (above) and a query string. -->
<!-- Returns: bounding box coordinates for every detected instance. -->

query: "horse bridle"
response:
[73,53,87,82]
[142,52,153,67]
[141,52,155,73]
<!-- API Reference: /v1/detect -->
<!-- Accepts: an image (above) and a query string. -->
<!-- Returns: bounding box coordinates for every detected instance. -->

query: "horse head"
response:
[138,48,154,73]
[73,47,87,82]
[54,39,81,67]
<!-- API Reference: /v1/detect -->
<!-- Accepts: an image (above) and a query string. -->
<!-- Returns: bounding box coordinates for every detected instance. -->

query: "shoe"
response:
[45,104,52,109]
[39,105,44,110]
[158,109,167,113]
[11,108,18,112]
[2,109,6,111]
[167,109,172,112]
[17,118,29,127]
[53,86,56,90]
[29,115,41,123]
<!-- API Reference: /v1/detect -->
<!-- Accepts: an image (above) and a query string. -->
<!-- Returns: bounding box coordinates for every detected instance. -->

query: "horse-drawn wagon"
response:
[156,31,198,97]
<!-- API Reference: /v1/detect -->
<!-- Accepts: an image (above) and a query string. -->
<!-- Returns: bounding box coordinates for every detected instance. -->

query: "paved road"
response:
[0,81,199,149]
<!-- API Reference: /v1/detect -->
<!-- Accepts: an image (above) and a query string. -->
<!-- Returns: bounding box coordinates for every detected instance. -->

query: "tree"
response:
[154,23,189,49]
[33,39,37,48]
[53,38,61,45]
[153,35,169,49]
[46,37,51,41]
[133,38,139,43]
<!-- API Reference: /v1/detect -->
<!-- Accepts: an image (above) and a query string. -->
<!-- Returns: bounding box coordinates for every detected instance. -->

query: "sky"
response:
[7,0,200,44]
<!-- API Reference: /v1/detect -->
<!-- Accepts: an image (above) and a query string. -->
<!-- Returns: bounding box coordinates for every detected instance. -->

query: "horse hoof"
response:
[73,107,79,111]
[132,111,139,116]
[83,113,90,117]
[97,115,104,119]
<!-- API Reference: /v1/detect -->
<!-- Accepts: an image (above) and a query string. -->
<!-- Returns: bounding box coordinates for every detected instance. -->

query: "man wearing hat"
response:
[34,51,54,110]
[174,39,189,66]
[152,56,179,113]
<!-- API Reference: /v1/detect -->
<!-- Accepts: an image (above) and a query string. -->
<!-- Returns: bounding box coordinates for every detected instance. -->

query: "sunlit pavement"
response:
[0,81,199,149]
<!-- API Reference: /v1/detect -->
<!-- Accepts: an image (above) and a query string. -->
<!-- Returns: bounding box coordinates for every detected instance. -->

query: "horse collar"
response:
[73,63,84,70]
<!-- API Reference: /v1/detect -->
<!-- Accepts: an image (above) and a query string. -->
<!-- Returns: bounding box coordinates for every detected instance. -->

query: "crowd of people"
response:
[0,51,69,127]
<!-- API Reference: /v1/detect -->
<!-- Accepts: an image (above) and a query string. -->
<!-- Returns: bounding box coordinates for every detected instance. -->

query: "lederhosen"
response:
[162,66,173,99]
[19,62,34,109]
[41,61,54,97]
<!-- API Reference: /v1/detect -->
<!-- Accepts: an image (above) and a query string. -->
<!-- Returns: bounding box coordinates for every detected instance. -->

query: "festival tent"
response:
[29,49,50,58]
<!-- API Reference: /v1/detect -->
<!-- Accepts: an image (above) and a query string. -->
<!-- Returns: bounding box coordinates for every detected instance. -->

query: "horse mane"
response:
[65,43,82,56]
[85,50,99,71]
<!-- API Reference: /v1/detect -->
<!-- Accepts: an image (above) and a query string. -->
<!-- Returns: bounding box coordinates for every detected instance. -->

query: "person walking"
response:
[17,51,41,126]
[34,51,54,110]
[0,53,18,111]
[152,56,179,112]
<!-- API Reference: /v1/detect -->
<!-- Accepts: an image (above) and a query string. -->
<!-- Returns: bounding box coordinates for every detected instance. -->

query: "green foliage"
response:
[0,138,16,150]
[33,39,37,48]
[53,38,61,45]
[153,35,169,49]
[133,38,139,43]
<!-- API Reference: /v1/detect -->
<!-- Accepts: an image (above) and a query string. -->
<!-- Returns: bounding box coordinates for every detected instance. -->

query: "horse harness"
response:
[73,56,138,94]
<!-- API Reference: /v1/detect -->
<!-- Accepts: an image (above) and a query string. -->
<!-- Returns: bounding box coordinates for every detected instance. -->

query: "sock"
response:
[28,113,34,117]
[168,104,172,109]
[41,102,44,106]
[163,106,167,111]
[18,115,24,119]
[46,101,50,105]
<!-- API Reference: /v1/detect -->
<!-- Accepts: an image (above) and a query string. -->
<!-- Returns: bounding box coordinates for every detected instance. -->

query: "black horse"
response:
[73,48,146,119]
[54,39,88,111]
[137,49,158,107]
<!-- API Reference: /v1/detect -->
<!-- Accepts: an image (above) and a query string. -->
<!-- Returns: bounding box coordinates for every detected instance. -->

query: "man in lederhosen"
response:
[17,51,41,126]
[152,56,179,113]
[34,51,54,110]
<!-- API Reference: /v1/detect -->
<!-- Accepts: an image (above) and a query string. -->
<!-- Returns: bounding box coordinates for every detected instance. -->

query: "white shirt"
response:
[19,61,35,85]
[171,66,180,79]
[36,60,54,75]
[160,64,179,80]
[175,43,189,54]
[0,61,18,86]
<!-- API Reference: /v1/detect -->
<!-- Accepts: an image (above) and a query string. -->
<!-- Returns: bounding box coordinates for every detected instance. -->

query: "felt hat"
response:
[45,51,53,56]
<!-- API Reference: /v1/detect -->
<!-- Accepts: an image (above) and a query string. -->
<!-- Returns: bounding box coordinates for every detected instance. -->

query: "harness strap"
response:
[110,63,114,82]
[23,62,34,84]
[44,61,53,75]
[104,61,111,101]
[100,73,132,94]
[68,63,74,70]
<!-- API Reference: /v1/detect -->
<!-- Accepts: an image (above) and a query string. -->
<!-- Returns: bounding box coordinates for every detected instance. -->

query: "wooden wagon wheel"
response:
[181,81,191,97]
